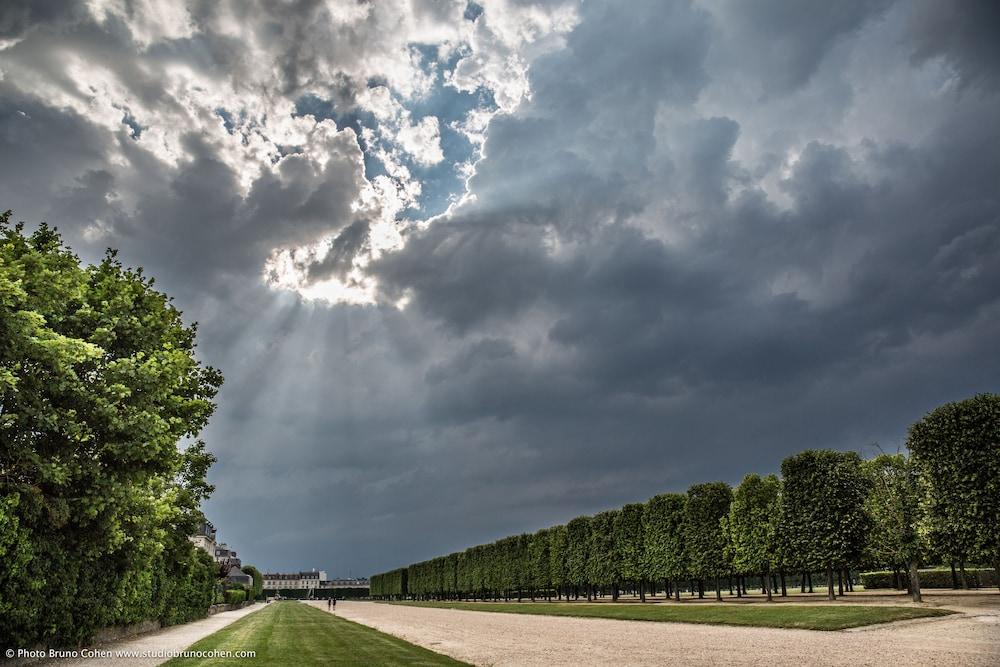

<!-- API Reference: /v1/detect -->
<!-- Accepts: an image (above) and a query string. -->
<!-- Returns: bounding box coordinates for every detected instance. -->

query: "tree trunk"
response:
[800,571,807,594]
[908,560,922,603]
[780,570,787,597]
[764,571,772,602]
[837,569,844,596]
[826,565,835,601]
[808,572,814,593]
[640,580,646,602]
[715,577,722,601]
[698,579,705,599]
[950,562,958,589]
[959,560,969,590]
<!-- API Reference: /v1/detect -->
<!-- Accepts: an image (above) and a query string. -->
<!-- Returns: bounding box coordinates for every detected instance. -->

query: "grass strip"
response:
[386,600,953,631]
[164,601,468,666]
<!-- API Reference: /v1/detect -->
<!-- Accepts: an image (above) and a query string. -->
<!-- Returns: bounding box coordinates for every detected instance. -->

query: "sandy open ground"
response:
[325,593,1000,667]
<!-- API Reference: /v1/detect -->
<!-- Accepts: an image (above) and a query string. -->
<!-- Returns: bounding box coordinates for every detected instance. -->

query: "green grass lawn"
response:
[163,602,467,666]
[387,600,953,631]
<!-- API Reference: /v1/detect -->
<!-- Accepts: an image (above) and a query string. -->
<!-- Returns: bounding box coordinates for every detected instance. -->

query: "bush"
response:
[861,568,998,589]
[224,589,246,604]
[264,588,311,599]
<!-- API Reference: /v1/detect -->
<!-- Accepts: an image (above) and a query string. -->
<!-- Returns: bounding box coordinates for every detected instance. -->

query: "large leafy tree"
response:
[779,450,870,600]
[642,493,686,600]
[565,515,591,599]
[0,212,223,646]
[528,528,551,600]
[727,474,781,600]
[586,510,620,600]
[863,454,925,600]
[613,503,646,600]
[548,524,568,599]
[907,394,1000,591]
[683,482,732,600]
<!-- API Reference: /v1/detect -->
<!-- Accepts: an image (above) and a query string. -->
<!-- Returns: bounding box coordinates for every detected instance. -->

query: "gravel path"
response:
[35,604,262,667]
[331,600,1000,666]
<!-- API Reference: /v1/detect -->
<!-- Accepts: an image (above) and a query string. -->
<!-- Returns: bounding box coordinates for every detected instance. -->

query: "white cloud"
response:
[395,115,445,166]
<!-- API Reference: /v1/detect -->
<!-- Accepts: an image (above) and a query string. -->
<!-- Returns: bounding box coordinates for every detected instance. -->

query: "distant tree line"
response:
[371,395,999,603]
[0,213,223,648]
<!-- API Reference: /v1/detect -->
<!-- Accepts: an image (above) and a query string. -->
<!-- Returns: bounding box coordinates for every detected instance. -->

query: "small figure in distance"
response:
[327,598,331,610]
[331,598,337,611]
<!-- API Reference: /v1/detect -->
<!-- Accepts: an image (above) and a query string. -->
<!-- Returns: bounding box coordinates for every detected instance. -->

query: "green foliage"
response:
[565,516,591,587]
[684,482,733,578]
[642,493,686,583]
[369,395,999,601]
[0,212,222,647]
[528,528,551,592]
[863,454,925,570]
[242,565,264,600]
[727,474,780,575]
[586,510,620,587]
[860,568,997,589]
[778,450,869,570]
[907,394,1000,568]
[613,503,645,583]
[548,525,568,591]
[223,589,246,605]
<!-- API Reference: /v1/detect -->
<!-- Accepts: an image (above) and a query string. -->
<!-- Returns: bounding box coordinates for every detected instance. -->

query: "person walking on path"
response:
[332,598,337,611]
[327,598,331,610]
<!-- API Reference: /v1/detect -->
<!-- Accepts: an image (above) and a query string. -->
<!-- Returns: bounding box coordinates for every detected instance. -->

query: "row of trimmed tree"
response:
[371,394,1000,603]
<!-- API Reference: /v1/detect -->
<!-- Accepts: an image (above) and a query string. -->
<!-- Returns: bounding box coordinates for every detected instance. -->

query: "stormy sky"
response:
[1,0,998,577]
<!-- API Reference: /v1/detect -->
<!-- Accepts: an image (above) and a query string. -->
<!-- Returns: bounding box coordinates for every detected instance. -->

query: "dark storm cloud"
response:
[704,0,894,93]
[908,0,1000,90]
[1,0,998,576]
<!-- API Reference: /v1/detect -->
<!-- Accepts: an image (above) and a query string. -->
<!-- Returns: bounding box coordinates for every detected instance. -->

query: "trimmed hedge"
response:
[861,568,998,589]
[224,589,247,604]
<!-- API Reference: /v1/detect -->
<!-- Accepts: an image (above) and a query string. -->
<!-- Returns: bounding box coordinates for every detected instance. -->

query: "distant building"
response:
[190,521,217,556]
[263,569,327,590]
[320,578,369,589]
[214,543,241,569]
[226,566,253,587]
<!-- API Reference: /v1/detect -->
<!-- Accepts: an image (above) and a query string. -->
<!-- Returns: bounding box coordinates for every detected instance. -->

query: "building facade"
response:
[319,578,369,589]
[189,520,217,556]
[262,570,328,590]
[214,543,241,569]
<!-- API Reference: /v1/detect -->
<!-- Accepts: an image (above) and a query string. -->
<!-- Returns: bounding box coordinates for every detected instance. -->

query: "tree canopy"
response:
[727,474,781,577]
[907,394,1000,577]
[0,211,223,646]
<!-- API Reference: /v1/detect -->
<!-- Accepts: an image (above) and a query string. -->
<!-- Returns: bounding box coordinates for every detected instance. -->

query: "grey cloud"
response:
[908,0,1000,90]
[305,219,371,282]
[0,0,85,39]
[705,0,895,94]
[1,0,998,578]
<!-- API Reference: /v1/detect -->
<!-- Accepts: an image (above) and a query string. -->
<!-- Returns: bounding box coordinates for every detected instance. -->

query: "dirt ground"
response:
[323,591,1000,666]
